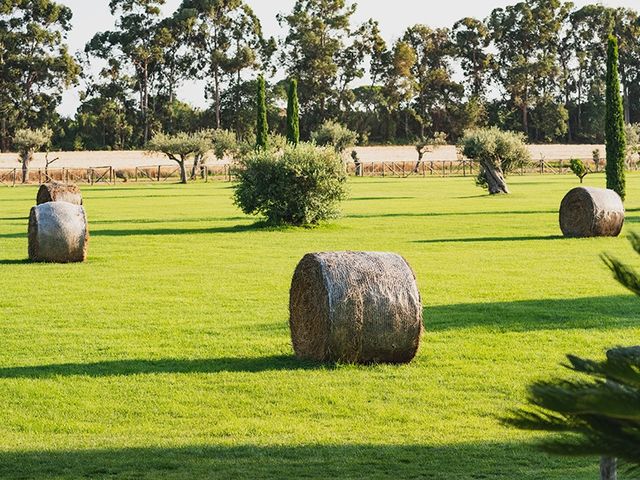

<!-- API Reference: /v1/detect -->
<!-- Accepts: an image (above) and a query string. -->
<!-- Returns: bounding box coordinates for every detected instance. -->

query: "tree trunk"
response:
[600,457,617,480]
[178,160,187,184]
[190,155,203,180]
[481,161,509,194]
[21,153,31,184]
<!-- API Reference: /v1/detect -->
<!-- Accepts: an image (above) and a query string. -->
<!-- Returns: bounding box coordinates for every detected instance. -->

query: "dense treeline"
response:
[1,0,639,151]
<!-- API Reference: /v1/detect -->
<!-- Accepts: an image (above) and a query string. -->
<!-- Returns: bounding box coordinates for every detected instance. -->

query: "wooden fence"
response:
[0,158,630,186]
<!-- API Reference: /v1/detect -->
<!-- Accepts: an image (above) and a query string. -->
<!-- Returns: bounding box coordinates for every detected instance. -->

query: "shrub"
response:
[311,120,357,153]
[233,143,348,226]
[459,127,530,194]
[569,158,589,183]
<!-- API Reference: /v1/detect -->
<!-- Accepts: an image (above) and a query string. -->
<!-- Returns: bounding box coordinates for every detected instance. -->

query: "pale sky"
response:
[57,0,638,116]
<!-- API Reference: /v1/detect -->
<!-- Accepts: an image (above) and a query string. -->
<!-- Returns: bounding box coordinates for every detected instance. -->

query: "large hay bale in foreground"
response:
[28,202,89,263]
[289,251,423,364]
[36,182,83,206]
[559,187,625,238]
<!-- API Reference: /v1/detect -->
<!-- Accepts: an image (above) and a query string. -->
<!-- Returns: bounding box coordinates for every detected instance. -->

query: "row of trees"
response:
[2,0,640,152]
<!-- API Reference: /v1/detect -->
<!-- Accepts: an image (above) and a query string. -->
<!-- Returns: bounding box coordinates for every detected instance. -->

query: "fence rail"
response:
[0,159,631,186]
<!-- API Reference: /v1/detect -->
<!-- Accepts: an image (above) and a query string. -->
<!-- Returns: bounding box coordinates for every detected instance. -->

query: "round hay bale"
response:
[289,251,423,364]
[559,187,625,238]
[28,202,89,263]
[36,182,82,206]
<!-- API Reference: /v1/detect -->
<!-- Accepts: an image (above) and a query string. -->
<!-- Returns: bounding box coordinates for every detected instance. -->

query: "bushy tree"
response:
[459,127,531,194]
[605,35,626,200]
[311,120,357,153]
[508,233,640,479]
[233,143,348,226]
[146,131,211,183]
[0,0,80,151]
[13,128,52,183]
[570,158,589,183]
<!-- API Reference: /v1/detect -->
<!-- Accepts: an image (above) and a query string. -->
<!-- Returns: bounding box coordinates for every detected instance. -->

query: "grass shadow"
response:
[347,210,556,220]
[348,196,415,201]
[414,235,564,244]
[0,355,325,379]
[427,295,640,332]
[0,442,591,480]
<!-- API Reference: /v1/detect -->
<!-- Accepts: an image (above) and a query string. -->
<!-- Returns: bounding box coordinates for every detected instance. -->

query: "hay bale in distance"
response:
[28,202,89,263]
[289,251,423,364]
[559,187,625,238]
[36,182,83,206]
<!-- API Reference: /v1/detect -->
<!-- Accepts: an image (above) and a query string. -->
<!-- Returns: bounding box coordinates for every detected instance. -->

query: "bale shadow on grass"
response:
[0,258,30,265]
[0,442,591,480]
[427,295,640,333]
[0,355,326,379]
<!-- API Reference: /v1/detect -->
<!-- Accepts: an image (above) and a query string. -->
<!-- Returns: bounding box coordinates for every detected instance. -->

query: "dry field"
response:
[0,144,605,169]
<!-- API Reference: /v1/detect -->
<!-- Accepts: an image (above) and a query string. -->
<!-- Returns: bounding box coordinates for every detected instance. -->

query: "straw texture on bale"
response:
[28,202,89,263]
[36,182,83,206]
[559,187,625,238]
[289,251,423,364]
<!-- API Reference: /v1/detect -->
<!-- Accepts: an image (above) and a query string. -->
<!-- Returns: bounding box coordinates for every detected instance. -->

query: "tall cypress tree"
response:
[286,79,300,146]
[605,35,626,200]
[256,75,268,150]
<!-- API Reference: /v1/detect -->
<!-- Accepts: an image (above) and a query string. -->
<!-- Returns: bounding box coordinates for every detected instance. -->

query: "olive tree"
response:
[13,127,52,183]
[414,132,447,173]
[459,127,530,194]
[147,131,211,184]
[311,120,357,153]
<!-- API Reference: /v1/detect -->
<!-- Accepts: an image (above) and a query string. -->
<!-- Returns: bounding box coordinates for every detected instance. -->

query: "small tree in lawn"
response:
[459,127,531,195]
[13,127,52,183]
[311,120,357,154]
[286,79,300,146]
[414,132,447,173]
[507,233,640,480]
[147,132,211,184]
[256,75,268,151]
[570,158,589,184]
[605,35,626,200]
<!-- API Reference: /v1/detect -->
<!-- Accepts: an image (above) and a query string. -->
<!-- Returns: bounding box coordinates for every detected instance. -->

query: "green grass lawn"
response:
[0,173,639,479]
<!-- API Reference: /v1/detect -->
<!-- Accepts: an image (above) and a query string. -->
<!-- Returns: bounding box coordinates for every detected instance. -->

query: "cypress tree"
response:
[256,75,268,150]
[286,79,300,146]
[605,35,626,200]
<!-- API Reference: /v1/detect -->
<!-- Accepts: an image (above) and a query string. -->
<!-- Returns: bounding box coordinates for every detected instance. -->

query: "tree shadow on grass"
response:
[427,295,640,332]
[90,216,249,225]
[414,235,564,244]
[0,355,325,379]
[0,442,592,480]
